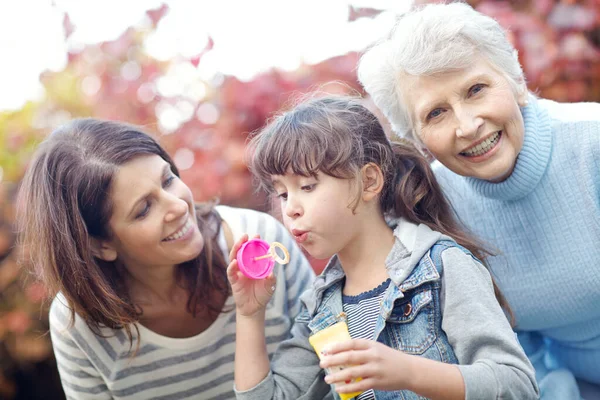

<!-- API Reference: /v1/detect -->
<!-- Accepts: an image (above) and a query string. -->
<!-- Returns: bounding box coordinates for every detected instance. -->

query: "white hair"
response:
[358,2,525,140]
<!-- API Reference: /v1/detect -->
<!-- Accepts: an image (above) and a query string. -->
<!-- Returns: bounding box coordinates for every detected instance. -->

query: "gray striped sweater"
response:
[49,205,315,399]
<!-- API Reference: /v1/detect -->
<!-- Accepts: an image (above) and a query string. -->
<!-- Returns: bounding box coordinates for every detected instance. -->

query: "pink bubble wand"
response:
[236,239,290,279]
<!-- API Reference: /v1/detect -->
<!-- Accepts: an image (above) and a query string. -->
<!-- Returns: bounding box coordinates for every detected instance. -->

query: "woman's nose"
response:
[455,109,484,139]
[164,193,188,222]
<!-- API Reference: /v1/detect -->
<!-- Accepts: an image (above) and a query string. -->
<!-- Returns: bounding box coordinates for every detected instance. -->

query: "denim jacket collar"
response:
[300,219,443,318]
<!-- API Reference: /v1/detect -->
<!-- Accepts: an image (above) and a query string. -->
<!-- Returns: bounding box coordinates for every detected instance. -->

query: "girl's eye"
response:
[135,202,151,219]
[276,192,288,201]
[301,184,316,192]
[469,83,485,96]
[426,108,444,121]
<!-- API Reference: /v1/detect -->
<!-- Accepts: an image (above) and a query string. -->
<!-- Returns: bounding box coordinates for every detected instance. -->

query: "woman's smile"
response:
[162,217,195,242]
[459,131,503,162]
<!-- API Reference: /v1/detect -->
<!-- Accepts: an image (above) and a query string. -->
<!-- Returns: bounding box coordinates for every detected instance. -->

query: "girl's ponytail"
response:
[388,139,514,324]
[389,140,457,242]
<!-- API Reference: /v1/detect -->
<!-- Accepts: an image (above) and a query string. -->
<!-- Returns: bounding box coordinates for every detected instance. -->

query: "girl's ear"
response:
[361,163,385,202]
[90,238,117,262]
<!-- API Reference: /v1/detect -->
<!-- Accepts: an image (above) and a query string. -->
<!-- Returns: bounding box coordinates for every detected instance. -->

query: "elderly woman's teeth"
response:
[461,131,501,157]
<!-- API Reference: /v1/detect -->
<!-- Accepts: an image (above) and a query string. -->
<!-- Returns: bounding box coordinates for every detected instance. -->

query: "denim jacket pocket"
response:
[383,288,436,355]
[307,308,340,334]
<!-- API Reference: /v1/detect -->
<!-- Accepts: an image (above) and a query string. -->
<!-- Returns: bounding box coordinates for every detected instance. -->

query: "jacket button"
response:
[403,303,412,316]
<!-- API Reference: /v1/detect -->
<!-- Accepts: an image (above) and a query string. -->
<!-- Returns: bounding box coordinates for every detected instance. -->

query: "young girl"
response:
[16,119,314,399]
[227,96,539,399]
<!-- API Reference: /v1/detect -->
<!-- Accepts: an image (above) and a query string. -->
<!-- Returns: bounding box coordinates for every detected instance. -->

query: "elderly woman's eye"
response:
[427,108,444,121]
[469,84,485,96]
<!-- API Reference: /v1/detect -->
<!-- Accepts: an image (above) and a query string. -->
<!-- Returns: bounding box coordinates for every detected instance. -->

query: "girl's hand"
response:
[226,234,278,318]
[320,339,413,393]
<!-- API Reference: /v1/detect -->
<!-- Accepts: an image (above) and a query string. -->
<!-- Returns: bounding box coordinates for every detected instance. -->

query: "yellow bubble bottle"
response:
[308,313,364,400]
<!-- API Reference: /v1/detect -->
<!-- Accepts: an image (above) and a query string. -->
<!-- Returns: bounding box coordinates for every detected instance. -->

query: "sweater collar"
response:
[466,96,553,201]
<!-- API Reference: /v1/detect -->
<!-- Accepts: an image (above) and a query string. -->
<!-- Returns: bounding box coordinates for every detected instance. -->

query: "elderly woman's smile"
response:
[403,58,527,182]
[459,130,501,158]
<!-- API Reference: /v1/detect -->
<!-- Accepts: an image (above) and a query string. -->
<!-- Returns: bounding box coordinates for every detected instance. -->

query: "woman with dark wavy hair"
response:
[17,118,314,399]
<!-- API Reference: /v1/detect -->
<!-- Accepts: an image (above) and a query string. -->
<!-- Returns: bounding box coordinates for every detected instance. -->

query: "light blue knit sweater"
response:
[434,96,600,391]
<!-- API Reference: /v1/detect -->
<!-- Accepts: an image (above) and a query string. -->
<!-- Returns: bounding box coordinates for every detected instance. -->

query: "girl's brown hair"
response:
[249,96,513,321]
[17,119,229,347]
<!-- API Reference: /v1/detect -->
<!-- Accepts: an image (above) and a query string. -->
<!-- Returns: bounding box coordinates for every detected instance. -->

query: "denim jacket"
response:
[300,240,460,400]
[235,221,539,400]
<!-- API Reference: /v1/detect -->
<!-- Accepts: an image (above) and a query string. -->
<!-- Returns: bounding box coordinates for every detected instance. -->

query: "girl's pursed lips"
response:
[291,228,309,243]
[291,228,308,236]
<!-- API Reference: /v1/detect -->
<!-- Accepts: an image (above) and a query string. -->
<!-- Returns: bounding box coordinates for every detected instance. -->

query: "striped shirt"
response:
[49,206,315,400]
[342,279,390,400]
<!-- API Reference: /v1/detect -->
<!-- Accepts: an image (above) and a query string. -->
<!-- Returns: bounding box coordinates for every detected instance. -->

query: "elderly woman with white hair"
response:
[359,2,600,399]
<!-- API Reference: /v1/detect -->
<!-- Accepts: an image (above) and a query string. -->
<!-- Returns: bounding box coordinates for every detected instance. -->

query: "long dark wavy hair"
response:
[249,95,513,322]
[17,119,230,347]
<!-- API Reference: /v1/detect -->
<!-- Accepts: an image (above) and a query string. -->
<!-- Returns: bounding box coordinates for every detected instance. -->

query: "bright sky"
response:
[0,0,413,112]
